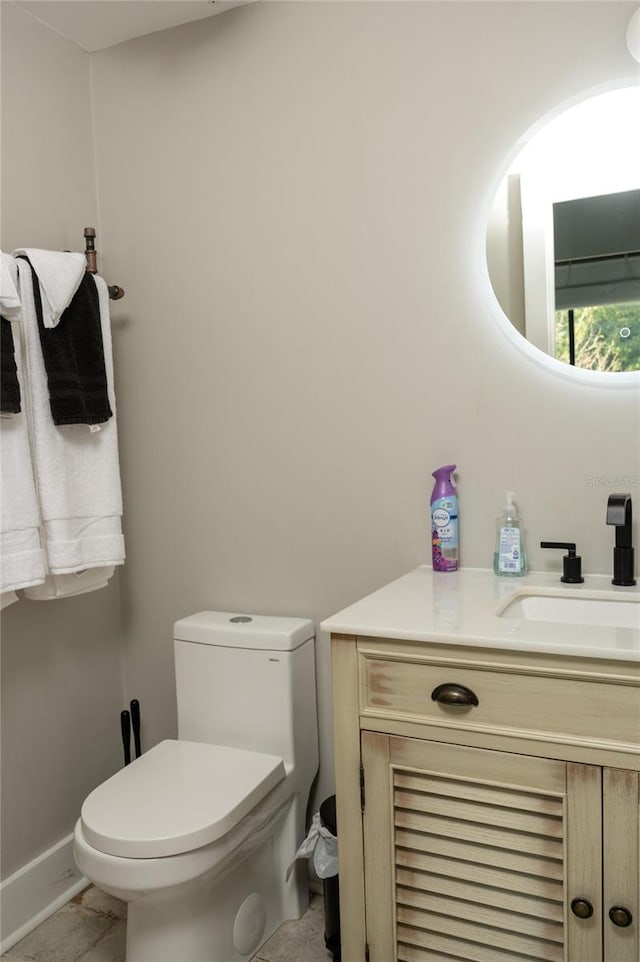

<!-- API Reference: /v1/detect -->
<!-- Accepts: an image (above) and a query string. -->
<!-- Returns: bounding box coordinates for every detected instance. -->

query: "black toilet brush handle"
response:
[120,710,131,766]
[130,699,142,758]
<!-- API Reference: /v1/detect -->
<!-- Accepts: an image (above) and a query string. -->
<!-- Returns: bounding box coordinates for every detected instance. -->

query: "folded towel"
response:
[0,318,47,594]
[14,258,125,576]
[23,566,115,601]
[24,260,112,425]
[12,248,85,328]
[1,316,21,414]
[0,251,21,318]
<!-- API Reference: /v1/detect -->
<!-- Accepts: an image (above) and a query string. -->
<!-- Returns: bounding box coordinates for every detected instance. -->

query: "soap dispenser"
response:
[493,491,527,577]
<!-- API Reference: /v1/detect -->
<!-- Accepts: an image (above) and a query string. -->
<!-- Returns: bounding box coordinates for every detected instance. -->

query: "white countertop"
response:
[320,566,640,662]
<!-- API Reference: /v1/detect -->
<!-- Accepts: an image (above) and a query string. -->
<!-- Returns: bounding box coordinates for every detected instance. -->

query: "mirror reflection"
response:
[487,87,640,373]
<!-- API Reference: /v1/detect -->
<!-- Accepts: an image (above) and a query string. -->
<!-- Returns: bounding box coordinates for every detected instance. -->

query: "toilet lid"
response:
[80,740,286,858]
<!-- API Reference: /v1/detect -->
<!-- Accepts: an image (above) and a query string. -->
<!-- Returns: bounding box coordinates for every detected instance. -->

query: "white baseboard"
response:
[0,833,88,954]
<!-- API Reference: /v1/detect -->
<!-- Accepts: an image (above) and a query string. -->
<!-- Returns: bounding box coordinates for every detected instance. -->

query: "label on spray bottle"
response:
[431,496,459,571]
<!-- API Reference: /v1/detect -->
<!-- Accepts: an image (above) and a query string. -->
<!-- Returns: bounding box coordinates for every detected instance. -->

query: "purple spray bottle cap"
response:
[431,464,457,503]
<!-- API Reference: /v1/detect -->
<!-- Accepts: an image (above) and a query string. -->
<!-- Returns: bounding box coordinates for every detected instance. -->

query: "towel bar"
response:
[83,227,125,300]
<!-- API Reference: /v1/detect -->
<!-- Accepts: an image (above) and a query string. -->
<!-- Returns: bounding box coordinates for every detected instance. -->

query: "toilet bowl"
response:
[74,612,319,962]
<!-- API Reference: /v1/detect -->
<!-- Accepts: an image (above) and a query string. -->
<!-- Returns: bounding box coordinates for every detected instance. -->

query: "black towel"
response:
[1,315,21,414]
[23,260,113,426]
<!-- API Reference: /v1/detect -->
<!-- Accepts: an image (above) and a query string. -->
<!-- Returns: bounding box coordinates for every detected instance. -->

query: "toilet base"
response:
[125,810,308,962]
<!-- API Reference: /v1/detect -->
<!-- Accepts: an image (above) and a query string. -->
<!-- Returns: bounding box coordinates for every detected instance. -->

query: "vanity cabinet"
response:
[330,633,640,962]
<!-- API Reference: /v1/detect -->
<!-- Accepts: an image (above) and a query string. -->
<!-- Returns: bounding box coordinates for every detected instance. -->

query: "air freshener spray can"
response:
[430,464,459,572]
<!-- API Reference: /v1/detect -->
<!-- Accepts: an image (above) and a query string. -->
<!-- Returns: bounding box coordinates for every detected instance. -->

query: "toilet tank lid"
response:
[174,611,314,651]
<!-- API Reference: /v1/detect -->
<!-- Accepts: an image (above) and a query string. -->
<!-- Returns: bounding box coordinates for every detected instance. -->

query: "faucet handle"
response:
[540,542,585,584]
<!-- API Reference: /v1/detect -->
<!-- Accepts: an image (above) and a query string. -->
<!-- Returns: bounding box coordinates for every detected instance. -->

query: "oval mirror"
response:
[486,86,640,374]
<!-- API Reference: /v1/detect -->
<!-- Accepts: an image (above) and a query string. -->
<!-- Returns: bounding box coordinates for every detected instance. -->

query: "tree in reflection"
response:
[555,303,640,372]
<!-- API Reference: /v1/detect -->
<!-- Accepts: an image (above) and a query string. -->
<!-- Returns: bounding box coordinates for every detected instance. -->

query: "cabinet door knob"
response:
[431,683,479,707]
[609,905,633,928]
[571,897,594,919]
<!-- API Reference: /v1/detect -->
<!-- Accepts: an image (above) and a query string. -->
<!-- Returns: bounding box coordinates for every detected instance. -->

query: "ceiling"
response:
[13,0,252,52]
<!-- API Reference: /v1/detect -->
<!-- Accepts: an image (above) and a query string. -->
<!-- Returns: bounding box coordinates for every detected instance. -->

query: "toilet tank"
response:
[173,612,318,783]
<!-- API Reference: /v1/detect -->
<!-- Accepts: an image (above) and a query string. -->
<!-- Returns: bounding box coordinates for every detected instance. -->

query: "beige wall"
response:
[1,2,97,249]
[0,3,124,877]
[2,0,639,880]
[90,2,639,816]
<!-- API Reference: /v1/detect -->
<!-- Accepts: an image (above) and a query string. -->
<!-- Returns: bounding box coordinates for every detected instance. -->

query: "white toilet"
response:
[73,611,319,962]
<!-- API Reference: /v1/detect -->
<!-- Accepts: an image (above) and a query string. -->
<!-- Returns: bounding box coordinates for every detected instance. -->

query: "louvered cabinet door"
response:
[362,733,603,962]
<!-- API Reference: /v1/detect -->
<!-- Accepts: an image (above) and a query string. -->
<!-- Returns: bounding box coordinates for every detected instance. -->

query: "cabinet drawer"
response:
[361,656,640,749]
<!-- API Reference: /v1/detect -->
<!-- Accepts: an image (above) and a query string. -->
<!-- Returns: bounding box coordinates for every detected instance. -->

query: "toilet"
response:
[73,611,319,962]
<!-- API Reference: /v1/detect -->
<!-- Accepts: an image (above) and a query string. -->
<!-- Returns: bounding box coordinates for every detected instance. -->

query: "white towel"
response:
[12,248,85,329]
[15,259,125,577]
[23,566,115,601]
[0,317,47,594]
[0,251,21,317]
[1,252,23,418]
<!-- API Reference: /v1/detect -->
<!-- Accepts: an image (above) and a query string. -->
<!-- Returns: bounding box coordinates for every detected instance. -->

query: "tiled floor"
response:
[2,886,333,962]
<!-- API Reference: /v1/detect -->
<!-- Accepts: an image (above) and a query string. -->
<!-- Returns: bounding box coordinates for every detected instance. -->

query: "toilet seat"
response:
[80,739,286,859]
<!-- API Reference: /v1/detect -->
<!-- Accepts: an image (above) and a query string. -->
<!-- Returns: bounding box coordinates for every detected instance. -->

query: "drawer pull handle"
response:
[571,898,594,919]
[609,905,633,928]
[431,683,479,707]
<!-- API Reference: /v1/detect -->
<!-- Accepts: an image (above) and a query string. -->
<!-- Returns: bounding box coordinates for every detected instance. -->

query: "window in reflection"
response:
[552,187,640,370]
[555,304,640,371]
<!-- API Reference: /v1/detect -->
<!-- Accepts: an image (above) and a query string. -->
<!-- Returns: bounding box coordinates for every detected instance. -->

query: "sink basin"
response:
[500,593,640,630]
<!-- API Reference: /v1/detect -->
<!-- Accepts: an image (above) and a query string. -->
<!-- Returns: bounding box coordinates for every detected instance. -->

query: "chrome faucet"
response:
[606,493,636,586]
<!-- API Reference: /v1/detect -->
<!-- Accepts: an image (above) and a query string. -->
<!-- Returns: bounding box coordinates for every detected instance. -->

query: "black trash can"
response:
[319,795,341,960]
